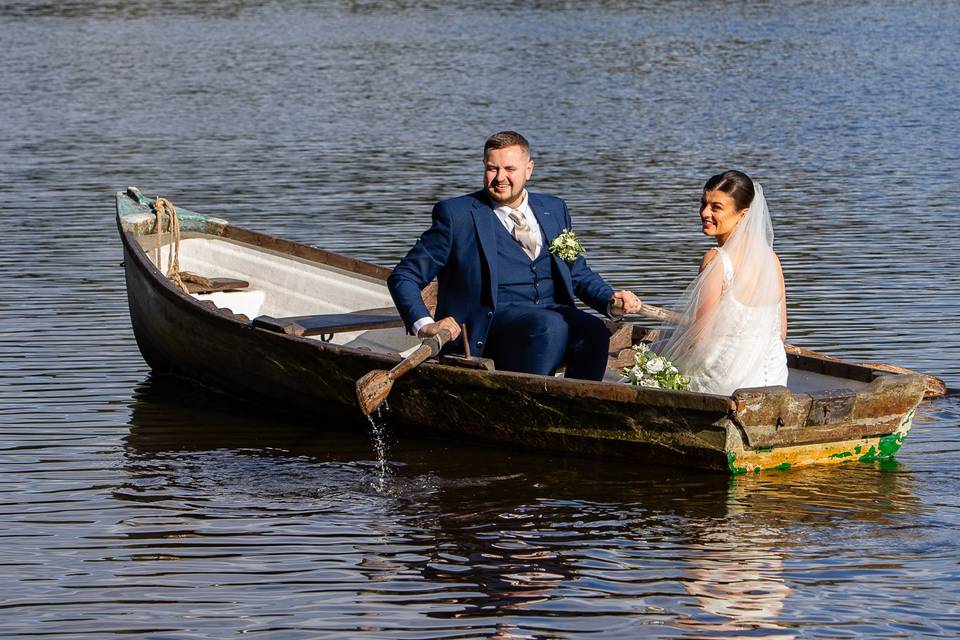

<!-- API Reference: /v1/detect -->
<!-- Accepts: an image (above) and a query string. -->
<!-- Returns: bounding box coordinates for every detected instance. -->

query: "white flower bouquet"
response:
[549,229,585,262]
[621,343,689,390]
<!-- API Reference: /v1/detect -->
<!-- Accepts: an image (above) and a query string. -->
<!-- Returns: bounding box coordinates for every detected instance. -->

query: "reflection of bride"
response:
[682,521,793,638]
[678,476,794,639]
[655,170,788,395]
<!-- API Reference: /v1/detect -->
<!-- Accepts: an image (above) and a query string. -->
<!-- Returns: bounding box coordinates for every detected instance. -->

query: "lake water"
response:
[2,1,959,637]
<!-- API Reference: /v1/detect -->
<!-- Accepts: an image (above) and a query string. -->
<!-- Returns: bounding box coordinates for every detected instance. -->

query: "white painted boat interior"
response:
[144,235,420,354]
[141,234,874,394]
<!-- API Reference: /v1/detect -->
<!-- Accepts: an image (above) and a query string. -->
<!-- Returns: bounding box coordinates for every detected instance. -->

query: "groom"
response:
[388,131,641,381]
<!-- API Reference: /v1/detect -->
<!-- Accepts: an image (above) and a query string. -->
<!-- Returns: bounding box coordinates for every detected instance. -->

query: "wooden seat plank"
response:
[440,354,496,371]
[253,309,403,337]
[184,277,250,294]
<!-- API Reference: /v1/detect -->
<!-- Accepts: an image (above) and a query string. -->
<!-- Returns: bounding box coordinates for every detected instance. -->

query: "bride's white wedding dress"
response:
[656,181,788,396]
[682,247,787,395]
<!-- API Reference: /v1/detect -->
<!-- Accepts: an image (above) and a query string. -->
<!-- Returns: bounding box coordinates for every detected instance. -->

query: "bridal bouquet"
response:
[622,343,689,390]
[549,229,585,262]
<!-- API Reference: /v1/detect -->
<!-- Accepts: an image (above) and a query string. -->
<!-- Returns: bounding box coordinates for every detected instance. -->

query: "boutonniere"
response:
[548,229,586,263]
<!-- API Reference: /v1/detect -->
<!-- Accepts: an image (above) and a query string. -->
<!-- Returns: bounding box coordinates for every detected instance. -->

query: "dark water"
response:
[2,1,959,637]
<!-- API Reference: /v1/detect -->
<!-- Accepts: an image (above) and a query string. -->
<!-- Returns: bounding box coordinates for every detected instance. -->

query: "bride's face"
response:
[700,190,746,242]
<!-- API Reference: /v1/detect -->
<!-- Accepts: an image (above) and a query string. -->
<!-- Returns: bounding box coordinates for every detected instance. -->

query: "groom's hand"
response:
[610,290,642,317]
[417,316,462,341]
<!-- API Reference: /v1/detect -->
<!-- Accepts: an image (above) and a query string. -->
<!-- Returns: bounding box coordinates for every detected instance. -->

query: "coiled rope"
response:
[153,197,189,293]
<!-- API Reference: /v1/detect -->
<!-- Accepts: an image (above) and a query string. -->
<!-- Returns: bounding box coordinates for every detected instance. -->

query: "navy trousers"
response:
[482,303,611,381]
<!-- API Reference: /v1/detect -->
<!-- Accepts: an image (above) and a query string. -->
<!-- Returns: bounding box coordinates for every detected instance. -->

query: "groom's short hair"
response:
[484,131,530,157]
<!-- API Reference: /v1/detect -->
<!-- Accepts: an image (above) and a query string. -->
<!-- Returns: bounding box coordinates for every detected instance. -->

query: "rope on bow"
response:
[153,196,189,293]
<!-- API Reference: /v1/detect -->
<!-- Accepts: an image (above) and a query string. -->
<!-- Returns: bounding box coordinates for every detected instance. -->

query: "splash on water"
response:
[366,408,392,491]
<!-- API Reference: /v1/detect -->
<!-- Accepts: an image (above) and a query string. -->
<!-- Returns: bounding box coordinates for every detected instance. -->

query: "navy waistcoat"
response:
[493,222,555,306]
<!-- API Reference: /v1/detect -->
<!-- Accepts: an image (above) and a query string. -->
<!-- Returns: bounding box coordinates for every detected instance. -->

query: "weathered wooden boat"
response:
[116,188,936,474]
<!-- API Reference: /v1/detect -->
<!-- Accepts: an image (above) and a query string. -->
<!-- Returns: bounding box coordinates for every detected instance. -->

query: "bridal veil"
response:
[655,181,786,394]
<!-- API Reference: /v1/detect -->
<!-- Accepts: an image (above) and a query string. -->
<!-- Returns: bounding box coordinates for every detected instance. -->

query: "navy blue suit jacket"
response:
[387,190,615,356]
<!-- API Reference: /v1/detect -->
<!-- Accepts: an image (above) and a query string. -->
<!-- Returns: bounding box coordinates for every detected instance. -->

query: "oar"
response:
[629,302,682,324]
[621,299,947,399]
[610,294,682,324]
[356,329,451,416]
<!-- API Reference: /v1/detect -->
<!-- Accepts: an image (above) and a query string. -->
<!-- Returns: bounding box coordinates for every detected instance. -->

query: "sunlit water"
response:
[1,1,959,637]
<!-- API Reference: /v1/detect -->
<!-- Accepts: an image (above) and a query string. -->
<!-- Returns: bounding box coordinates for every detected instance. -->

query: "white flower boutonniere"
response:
[548,229,585,263]
[621,343,689,391]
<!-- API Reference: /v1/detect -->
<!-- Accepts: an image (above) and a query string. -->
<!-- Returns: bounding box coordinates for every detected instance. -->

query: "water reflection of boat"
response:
[122,385,921,636]
[677,468,920,637]
[116,188,926,473]
[123,375,376,464]
[400,465,922,637]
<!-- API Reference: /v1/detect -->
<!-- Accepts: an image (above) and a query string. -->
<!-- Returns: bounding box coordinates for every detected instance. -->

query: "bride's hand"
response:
[610,290,642,317]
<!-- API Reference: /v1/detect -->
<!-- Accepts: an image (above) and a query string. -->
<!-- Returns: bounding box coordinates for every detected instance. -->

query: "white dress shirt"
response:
[491,191,544,258]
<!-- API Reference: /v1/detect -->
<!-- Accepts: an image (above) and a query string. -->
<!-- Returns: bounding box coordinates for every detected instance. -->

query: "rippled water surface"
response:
[2,1,959,637]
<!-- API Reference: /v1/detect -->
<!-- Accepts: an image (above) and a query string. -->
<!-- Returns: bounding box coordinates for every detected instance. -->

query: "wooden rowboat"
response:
[116,188,933,474]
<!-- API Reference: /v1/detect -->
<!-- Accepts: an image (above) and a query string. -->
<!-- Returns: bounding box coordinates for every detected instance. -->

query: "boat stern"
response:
[724,373,924,474]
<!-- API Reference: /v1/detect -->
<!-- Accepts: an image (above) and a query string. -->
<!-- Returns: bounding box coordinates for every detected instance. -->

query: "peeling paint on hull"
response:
[726,409,915,474]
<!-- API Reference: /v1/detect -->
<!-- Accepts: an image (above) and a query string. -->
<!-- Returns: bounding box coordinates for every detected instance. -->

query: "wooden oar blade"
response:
[356,369,394,416]
[355,329,452,415]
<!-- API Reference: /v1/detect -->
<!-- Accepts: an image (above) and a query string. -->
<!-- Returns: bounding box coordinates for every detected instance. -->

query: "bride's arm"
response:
[774,253,787,341]
[694,248,724,326]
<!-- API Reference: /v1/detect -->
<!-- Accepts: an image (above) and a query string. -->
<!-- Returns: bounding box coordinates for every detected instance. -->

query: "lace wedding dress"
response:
[656,181,788,396]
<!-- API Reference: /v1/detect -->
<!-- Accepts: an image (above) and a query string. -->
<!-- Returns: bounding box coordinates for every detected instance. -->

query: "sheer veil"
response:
[654,182,783,391]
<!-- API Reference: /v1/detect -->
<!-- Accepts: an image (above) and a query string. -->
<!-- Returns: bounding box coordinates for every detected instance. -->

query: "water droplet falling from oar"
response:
[366,410,391,491]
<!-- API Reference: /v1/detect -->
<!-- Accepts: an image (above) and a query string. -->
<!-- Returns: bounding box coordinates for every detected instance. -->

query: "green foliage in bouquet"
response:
[621,343,689,390]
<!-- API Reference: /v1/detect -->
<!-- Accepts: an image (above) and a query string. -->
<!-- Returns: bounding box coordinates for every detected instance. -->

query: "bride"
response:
[655,170,788,395]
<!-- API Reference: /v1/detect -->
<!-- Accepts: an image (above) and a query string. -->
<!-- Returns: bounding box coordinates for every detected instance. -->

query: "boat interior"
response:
[142,233,421,354]
[137,231,870,396]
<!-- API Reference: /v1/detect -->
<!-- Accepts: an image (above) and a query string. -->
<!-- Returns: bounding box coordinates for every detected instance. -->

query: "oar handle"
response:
[388,329,450,379]
[619,300,683,324]
[635,303,682,324]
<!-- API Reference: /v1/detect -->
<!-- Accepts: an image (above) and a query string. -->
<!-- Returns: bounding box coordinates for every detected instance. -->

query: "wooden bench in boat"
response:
[184,276,249,295]
[440,354,496,370]
[255,311,498,370]
[171,270,250,295]
[253,307,404,338]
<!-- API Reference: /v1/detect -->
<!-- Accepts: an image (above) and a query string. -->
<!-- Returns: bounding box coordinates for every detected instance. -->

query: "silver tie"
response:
[508,210,538,260]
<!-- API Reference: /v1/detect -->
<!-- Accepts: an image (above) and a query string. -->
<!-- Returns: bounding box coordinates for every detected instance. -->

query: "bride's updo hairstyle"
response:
[704,170,755,211]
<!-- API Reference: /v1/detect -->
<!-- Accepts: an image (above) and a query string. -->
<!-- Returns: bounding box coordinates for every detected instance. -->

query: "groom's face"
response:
[483,145,534,208]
